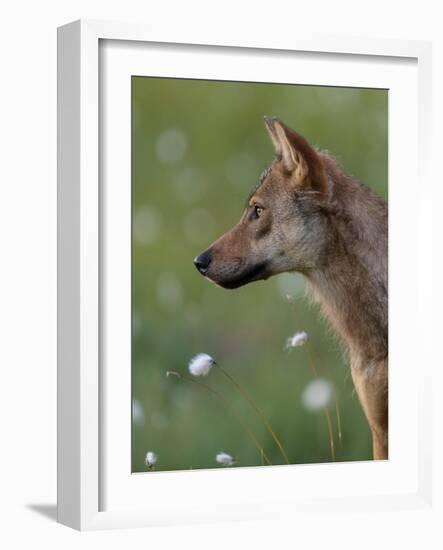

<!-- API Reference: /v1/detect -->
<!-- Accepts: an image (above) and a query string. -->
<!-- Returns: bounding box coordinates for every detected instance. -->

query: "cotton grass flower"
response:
[188,353,216,376]
[144,451,157,469]
[286,331,308,349]
[215,451,235,466]
[302,378,333,411]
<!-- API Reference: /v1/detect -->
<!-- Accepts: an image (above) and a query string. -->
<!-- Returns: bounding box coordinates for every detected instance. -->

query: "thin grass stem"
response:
[304,347,336,462]
[166,371,272,466]
[334,394,343,450]
[307,344,343,451]
[214,365,290,465]
[285,299,342,457]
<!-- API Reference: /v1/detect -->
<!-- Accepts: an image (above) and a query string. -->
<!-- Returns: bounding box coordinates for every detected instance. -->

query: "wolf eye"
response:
[254,206,263,218]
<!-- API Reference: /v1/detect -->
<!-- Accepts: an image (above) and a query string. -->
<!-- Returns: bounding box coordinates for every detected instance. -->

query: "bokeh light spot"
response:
[302,378,333,411]
[156,273,183,311]
[156,128,188,163]
[133,206,162,246]
[183,208,215,245]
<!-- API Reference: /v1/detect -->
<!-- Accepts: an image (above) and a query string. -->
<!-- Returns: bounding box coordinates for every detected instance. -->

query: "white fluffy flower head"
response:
[216,451,235,466]
[144,451,157,468]
[286,331,308,349]
[302,379,333,411]
[188,353,216,376]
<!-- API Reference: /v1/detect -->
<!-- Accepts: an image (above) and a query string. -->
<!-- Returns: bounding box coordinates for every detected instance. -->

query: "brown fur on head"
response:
[194,117,333,289]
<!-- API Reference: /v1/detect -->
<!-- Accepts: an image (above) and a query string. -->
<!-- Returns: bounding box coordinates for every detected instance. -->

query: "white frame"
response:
[57,19,433,531]
[101,39,419,513]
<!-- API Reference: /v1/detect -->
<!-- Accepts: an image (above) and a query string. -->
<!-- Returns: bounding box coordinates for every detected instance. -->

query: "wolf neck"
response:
[306,158,388,362]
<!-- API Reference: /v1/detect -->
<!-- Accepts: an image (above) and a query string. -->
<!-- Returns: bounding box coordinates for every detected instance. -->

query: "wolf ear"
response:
[264,116,328,194]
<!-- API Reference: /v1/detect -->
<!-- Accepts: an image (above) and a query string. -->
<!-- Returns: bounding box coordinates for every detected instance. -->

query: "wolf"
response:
[194,117,388,460]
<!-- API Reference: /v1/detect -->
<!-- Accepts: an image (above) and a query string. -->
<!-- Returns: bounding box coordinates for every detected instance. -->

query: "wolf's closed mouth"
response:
[215,261,269,289]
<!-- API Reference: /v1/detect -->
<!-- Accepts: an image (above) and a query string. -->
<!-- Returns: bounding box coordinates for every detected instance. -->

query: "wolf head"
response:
[194,117,333,289]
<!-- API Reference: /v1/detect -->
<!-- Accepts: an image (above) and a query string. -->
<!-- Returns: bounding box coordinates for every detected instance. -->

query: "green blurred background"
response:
[131,77,388,472]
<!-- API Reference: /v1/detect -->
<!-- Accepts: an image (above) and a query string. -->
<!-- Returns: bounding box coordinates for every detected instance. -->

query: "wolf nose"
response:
[194,250,212,275]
